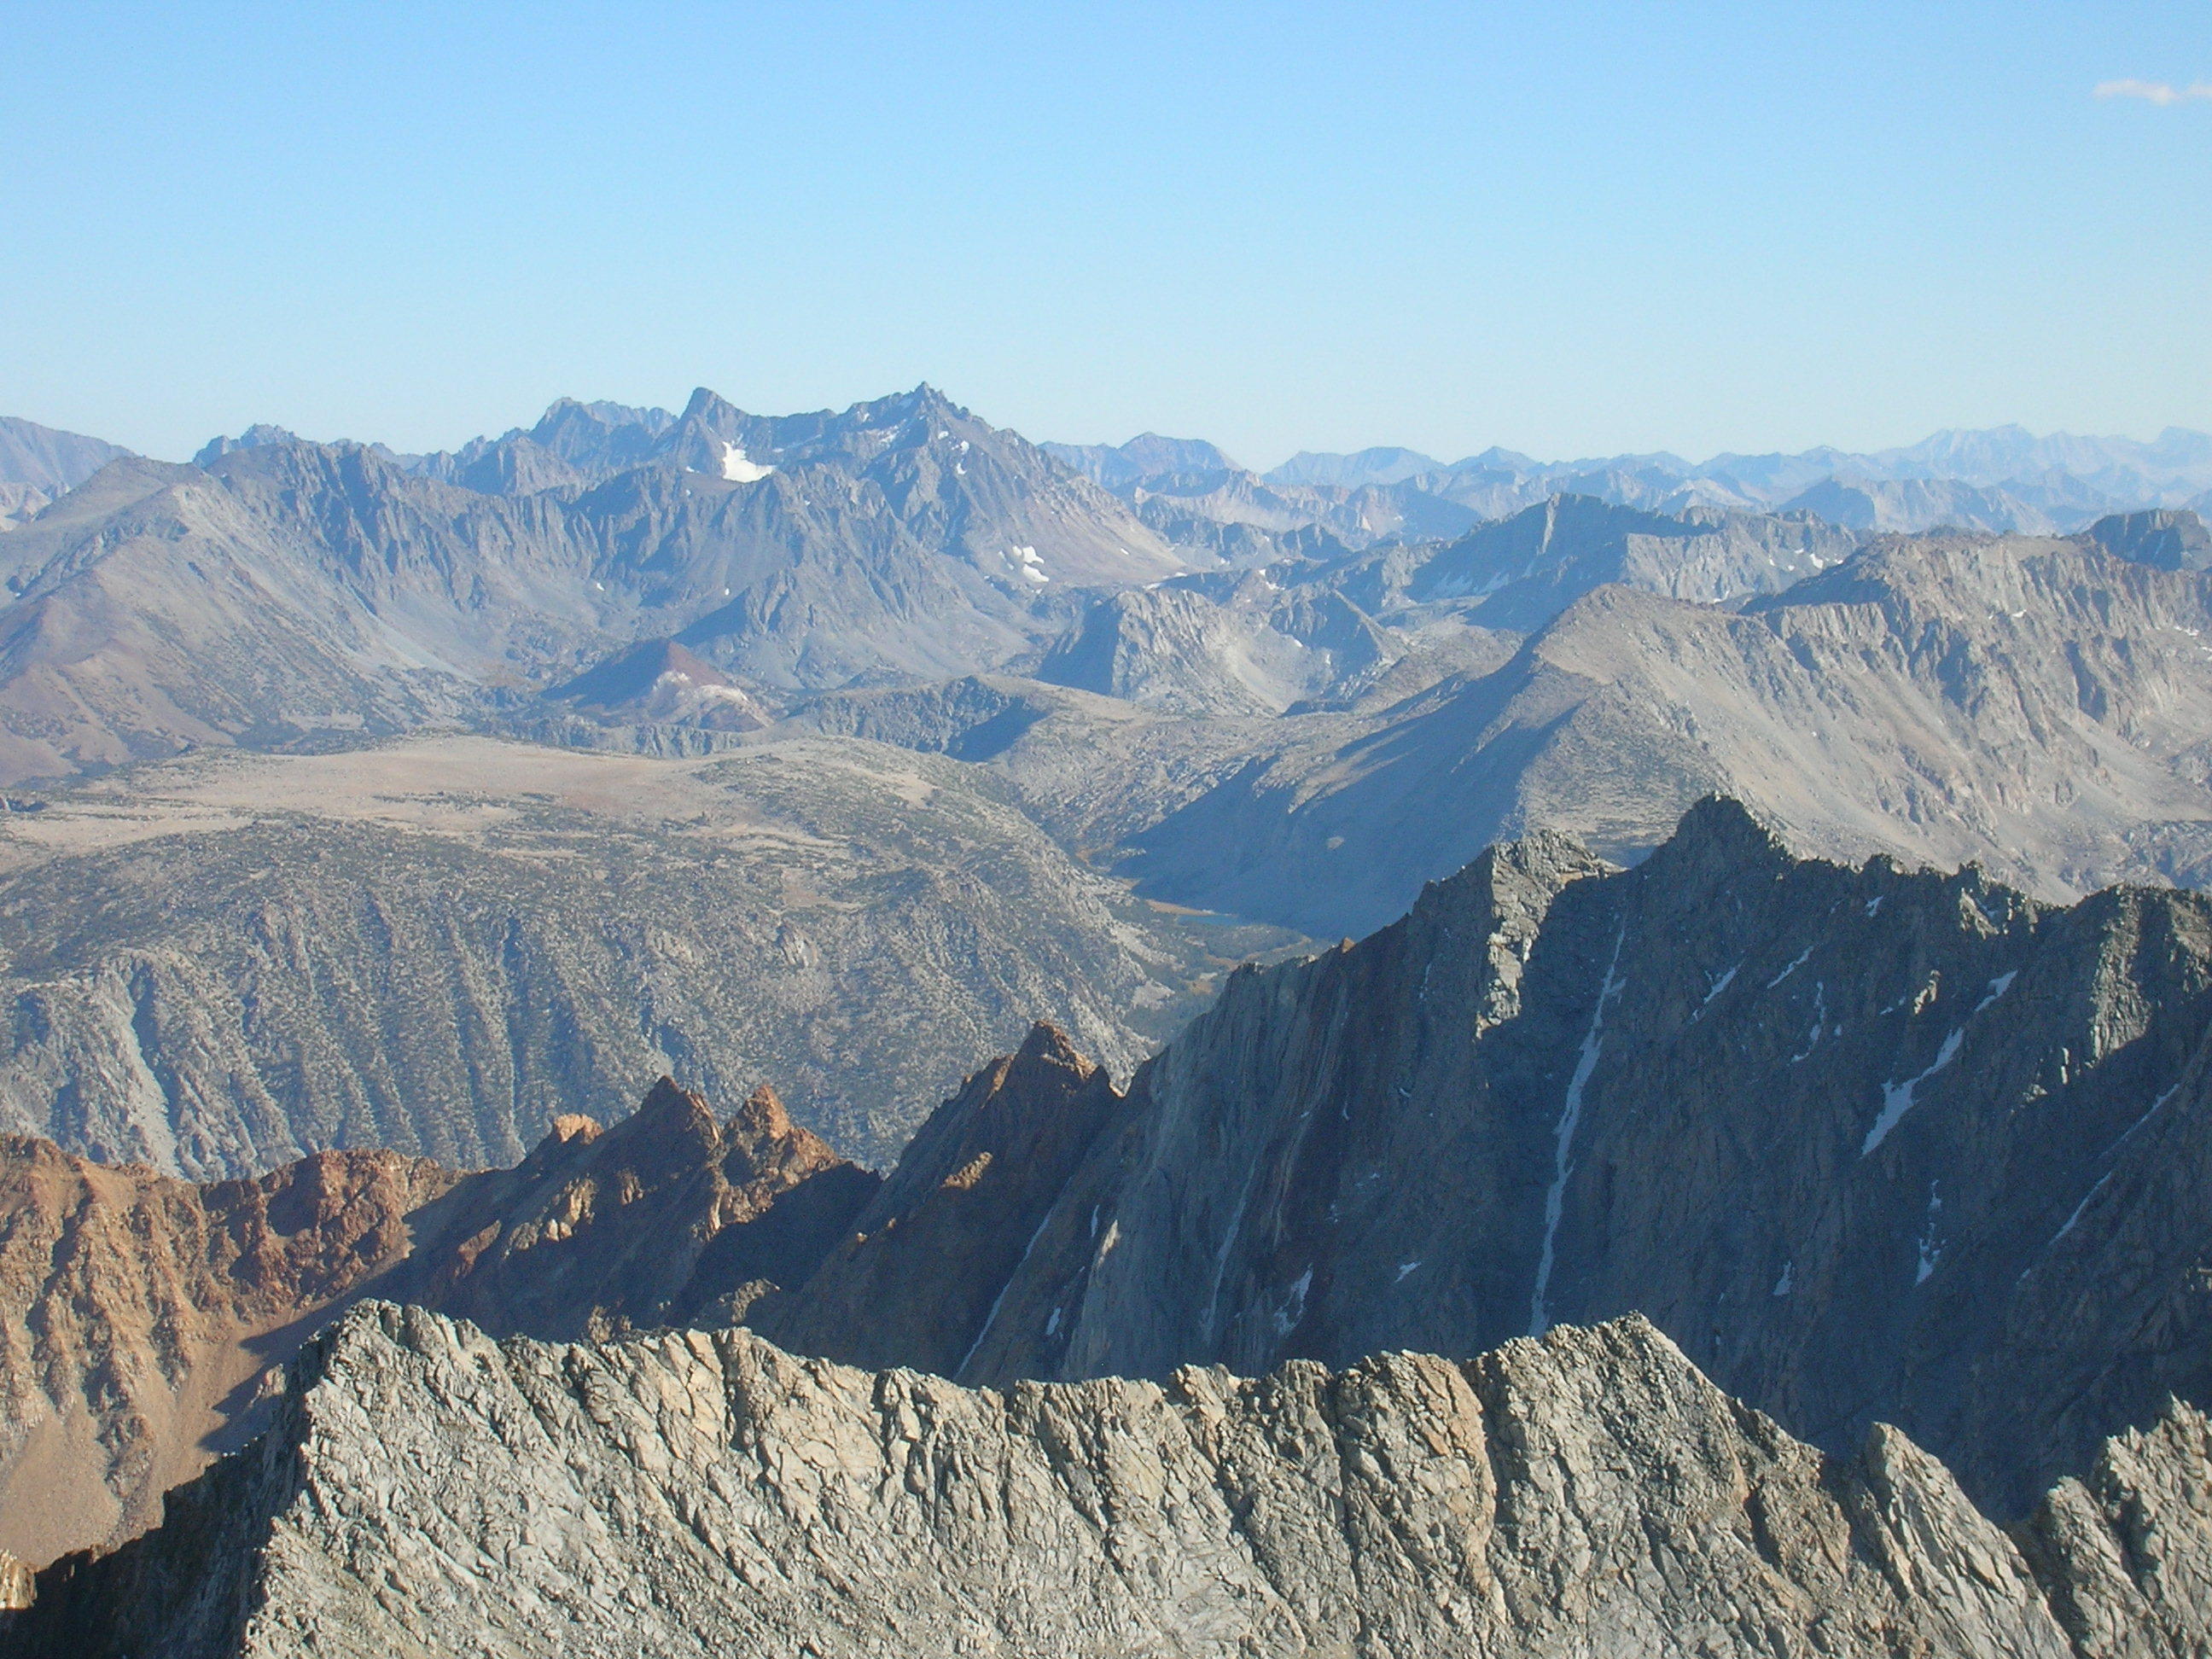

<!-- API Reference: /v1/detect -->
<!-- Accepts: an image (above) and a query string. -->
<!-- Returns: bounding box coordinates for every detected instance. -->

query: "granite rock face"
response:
[25,1301,2200,1659]
[780,799,2212,1518]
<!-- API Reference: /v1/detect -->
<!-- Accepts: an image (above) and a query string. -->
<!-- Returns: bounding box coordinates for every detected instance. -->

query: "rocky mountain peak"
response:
[756,1020,1123,1376]
[0,1073,884,1564]
[717,1083,851,1195]
[598,1074,723,1171]
[2087,507,2212,571]
[189,422,306,467]
[755,799,2212,1520]
[1008,1016,1092,1076]
[725,1080,795,1145]
[1633,791,1793,894]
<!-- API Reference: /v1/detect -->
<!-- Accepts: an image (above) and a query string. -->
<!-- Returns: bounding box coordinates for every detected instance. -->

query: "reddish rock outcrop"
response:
[0,1078,876,1565]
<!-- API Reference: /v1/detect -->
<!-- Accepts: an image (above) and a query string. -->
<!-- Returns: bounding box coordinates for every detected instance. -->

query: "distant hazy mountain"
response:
[1041,433,1240,490]
[0,416,133,494]
[189,422,307,466]
[1268,445,1443,488]
[1322,492,1857,632]
[1779,474,2058,535]
[1059,422,2212,545]
[0,416,134,531]
[0,387,1199,784]
[1010,494,1853,718]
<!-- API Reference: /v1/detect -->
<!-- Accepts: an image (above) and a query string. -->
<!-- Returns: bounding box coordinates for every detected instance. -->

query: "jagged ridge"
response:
[771,798,2212,1518]
[20,1300,2209,1657]
[0,1080,877,1563]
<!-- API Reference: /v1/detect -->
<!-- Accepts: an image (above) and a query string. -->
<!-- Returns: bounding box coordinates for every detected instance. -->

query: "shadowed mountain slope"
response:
[770,800,2212,1518]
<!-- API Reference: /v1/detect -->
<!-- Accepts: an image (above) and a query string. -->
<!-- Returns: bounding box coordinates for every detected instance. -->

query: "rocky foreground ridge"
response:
[11,1301,2212,1657]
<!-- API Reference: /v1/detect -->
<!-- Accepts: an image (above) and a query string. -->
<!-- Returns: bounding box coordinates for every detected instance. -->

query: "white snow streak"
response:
[1862,1028,1965,1155]
[2051,1084,2182,1247]
[1788,983,1828,1064]
[956,1206,1057,1378]
[1530,923,1627,1336]
[1768,946,1813,988]
[1975,970,2019,1013]
[1915,1183,1943,1284]
[719,442,774,482]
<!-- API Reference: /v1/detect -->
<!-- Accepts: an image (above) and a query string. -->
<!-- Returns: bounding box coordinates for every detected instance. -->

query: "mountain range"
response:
[11,805,2212,1653]
[3,803,2207,1537]
[10,377,2212,1651]
[7,391,2212,1196]
[1045,422,2212,561]
[0,389,1184,785]
[795,516,2212,938]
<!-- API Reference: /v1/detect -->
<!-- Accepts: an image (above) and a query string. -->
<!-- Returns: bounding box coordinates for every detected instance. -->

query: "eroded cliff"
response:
[0,1080,876,1563]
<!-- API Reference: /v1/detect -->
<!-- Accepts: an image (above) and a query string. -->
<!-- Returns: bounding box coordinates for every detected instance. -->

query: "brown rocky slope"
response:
[0,1079,874,1564]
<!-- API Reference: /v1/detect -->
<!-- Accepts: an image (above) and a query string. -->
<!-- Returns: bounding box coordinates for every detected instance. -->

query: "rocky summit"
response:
[10,1301,2211,1657]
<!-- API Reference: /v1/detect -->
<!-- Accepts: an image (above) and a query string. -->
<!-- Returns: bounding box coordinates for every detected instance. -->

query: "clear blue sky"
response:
[3,2,2208,467]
